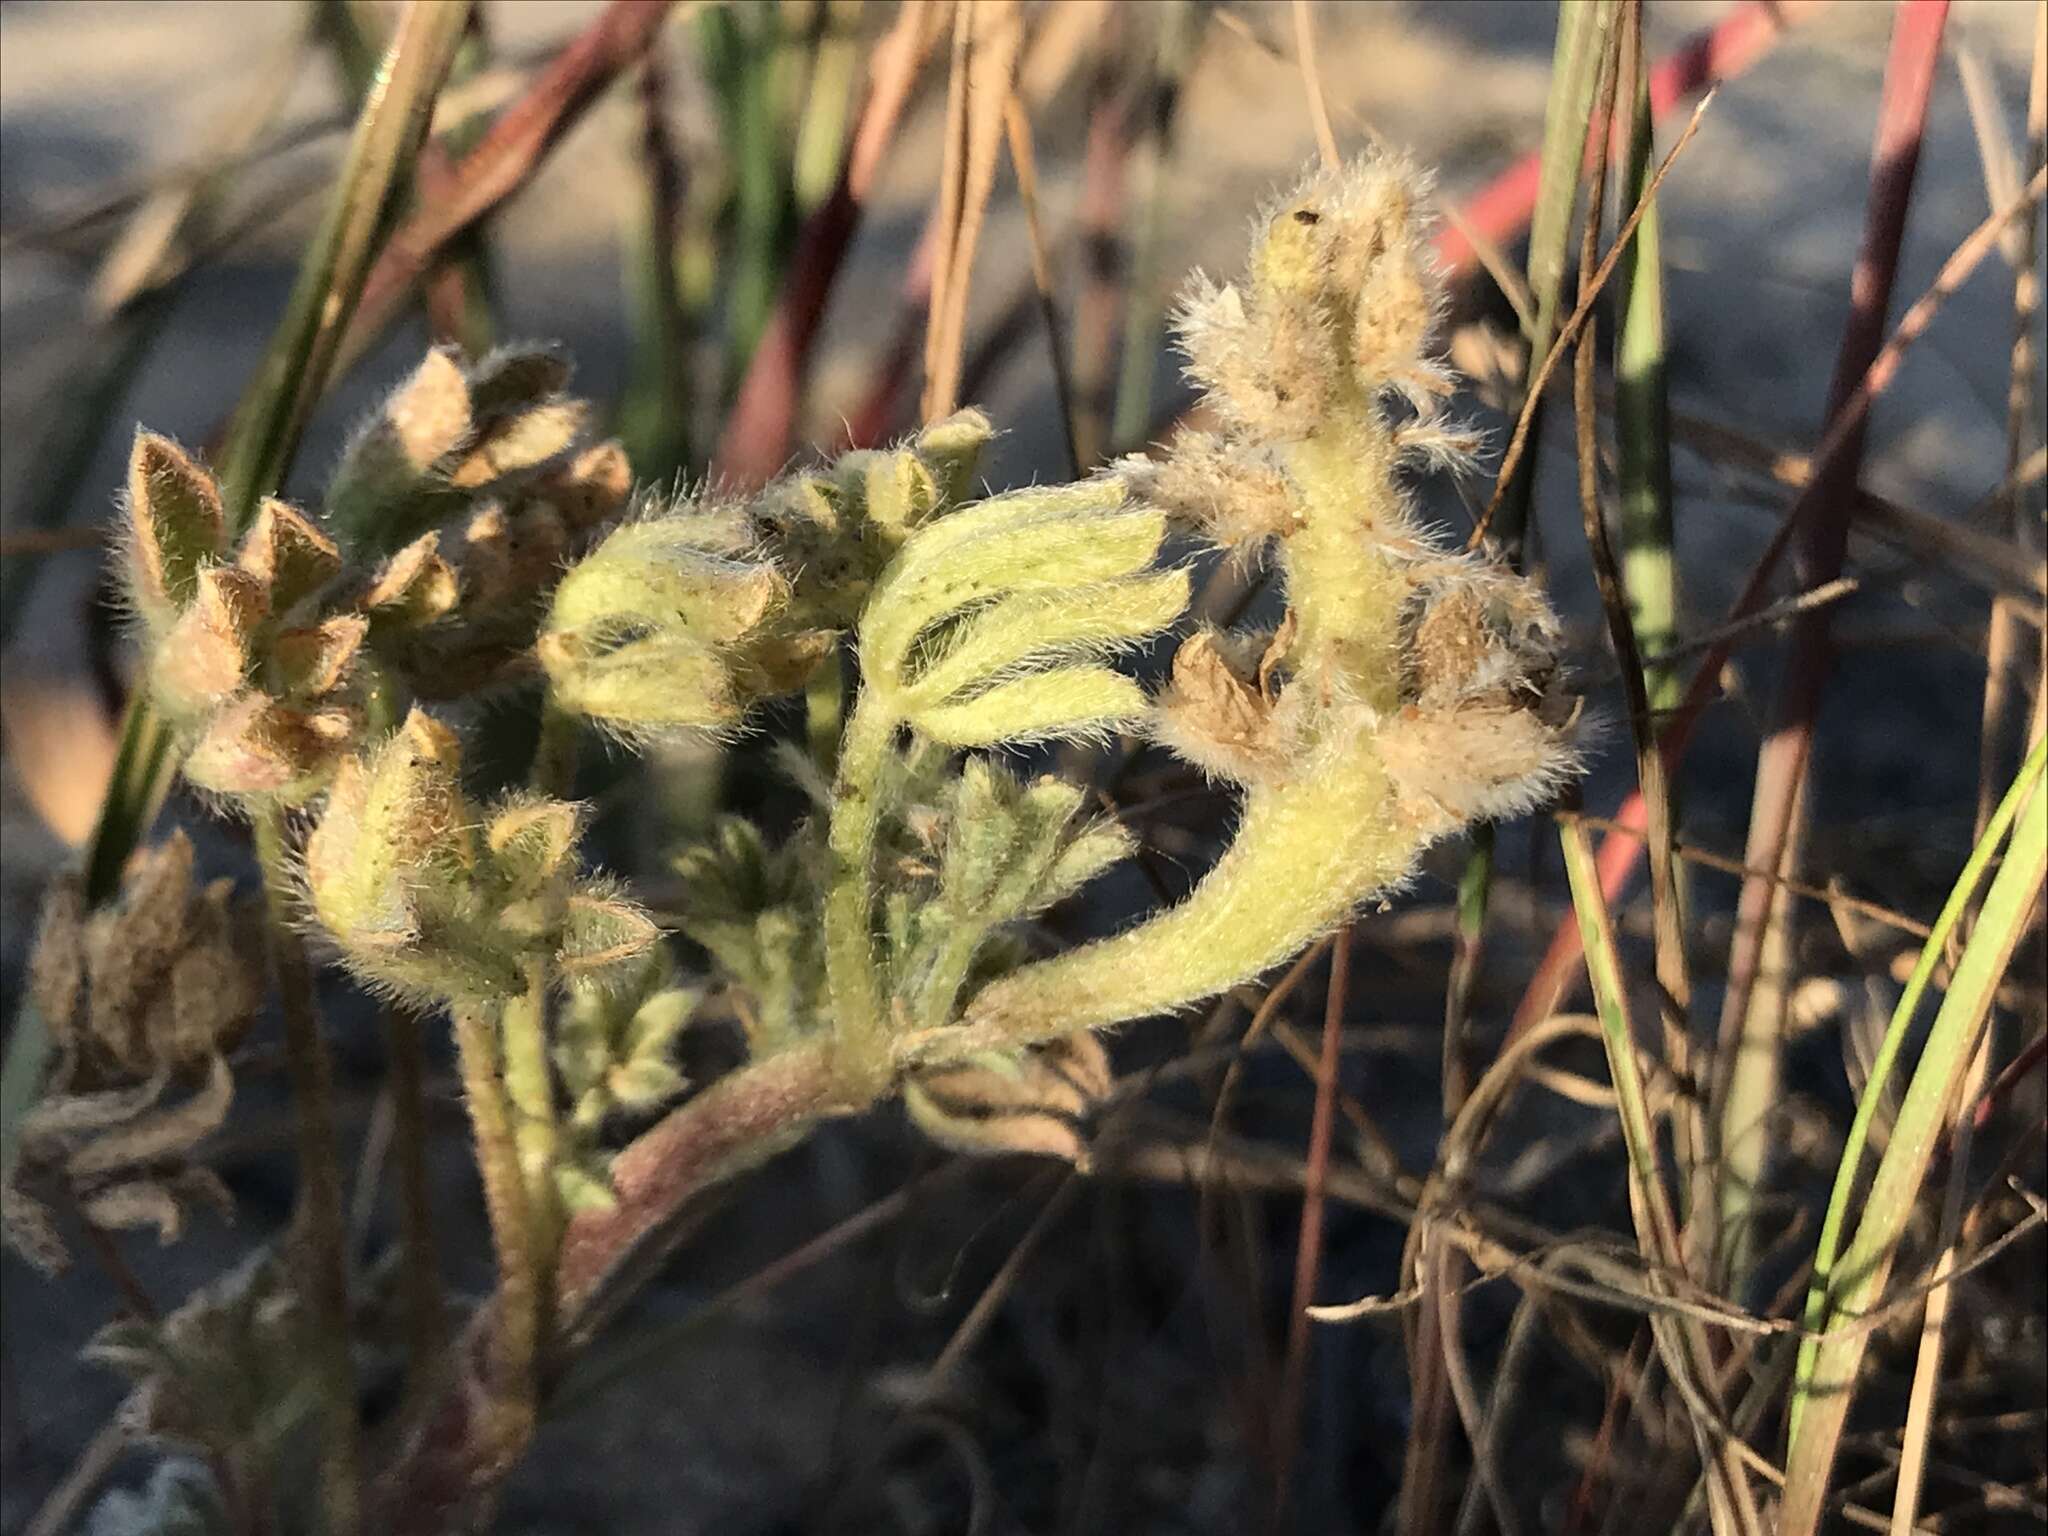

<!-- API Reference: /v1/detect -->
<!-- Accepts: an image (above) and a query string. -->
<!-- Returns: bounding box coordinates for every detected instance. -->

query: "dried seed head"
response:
[235,498,343,614]
[150,567,267,720]
[326,347,475,547]
[1118,435,1299,553]
[124,432,226,623]
[1154,627,1293,786]
[32,835,260,1081]
[361,531,462,625]
[182,694,357,801]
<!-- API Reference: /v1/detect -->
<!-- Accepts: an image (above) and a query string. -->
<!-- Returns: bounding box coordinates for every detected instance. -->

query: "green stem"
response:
[253,806,362,1536]
[822,695,899,1094]
[449,1000,540,1454]
[497,967,563,1279]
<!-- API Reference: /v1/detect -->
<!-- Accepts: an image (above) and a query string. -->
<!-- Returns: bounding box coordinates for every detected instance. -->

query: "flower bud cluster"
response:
[302,709,658,1008]
[948,152,1581,1055]
[551,953,700,1212]
[341,348,635,698]
[120,349,633,805]
[537,410,997,742]
[124,434,363,802]
[670,815,829,1058]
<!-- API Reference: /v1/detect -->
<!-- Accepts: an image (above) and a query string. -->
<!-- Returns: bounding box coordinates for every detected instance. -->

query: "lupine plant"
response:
[9,150,1579,1528]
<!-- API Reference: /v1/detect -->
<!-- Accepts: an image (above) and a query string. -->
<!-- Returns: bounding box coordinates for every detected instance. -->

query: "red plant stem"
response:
[334,0,677,378]
[1268,927,1350,1532]
[1710,0,1949,1162]
[1973,1027,2047,1133]
[1510,24,2048,1046]
[846,1,1809,459]
[1434,0,1808,274]
[713,6,939,487]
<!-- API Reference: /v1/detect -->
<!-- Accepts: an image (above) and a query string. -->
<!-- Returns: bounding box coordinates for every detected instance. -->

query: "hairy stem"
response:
[253,806,362,1536]
[822,694,899,1094]
[448,1000,541,1463]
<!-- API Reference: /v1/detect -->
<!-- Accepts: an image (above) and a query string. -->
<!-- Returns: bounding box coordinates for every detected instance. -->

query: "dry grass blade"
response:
[1781,741,2046,1534]
[922,1,1021,423]
[1559,820,1764,1536]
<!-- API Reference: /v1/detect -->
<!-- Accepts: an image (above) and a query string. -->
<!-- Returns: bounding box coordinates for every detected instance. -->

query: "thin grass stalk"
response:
[1106,0,1196,456]
[1790,737,2047,1443]
[446,1001,542,1461]
[253,806,362,1536]
[1712,0,1950,1287]
[1612,1,1680,715]
[1779,744,2046,1534]
[1572,37,1748,1530]
[1885,1057,1982,1536]
[1506,161,2046,1046]
[1434,1,1804,279]
[1488,0,1611,557]
[319,0,498,354]
[217,0,470,524]
[1582,0,1702,1249]
[1269,928,1349,1534]
[1559,820,1763,1536]
[1972,9,2046,846]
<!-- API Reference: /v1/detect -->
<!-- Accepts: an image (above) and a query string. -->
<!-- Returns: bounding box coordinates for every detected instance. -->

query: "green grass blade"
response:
[1785,741,2039,1531]
[215,0,471,528]
[1492,0,1614,551]
[1613,5,1679,712]
[1785,733,2039,1433]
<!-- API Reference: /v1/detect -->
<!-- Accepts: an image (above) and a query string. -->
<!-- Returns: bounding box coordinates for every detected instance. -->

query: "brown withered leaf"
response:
[904,1033,1113,1169]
